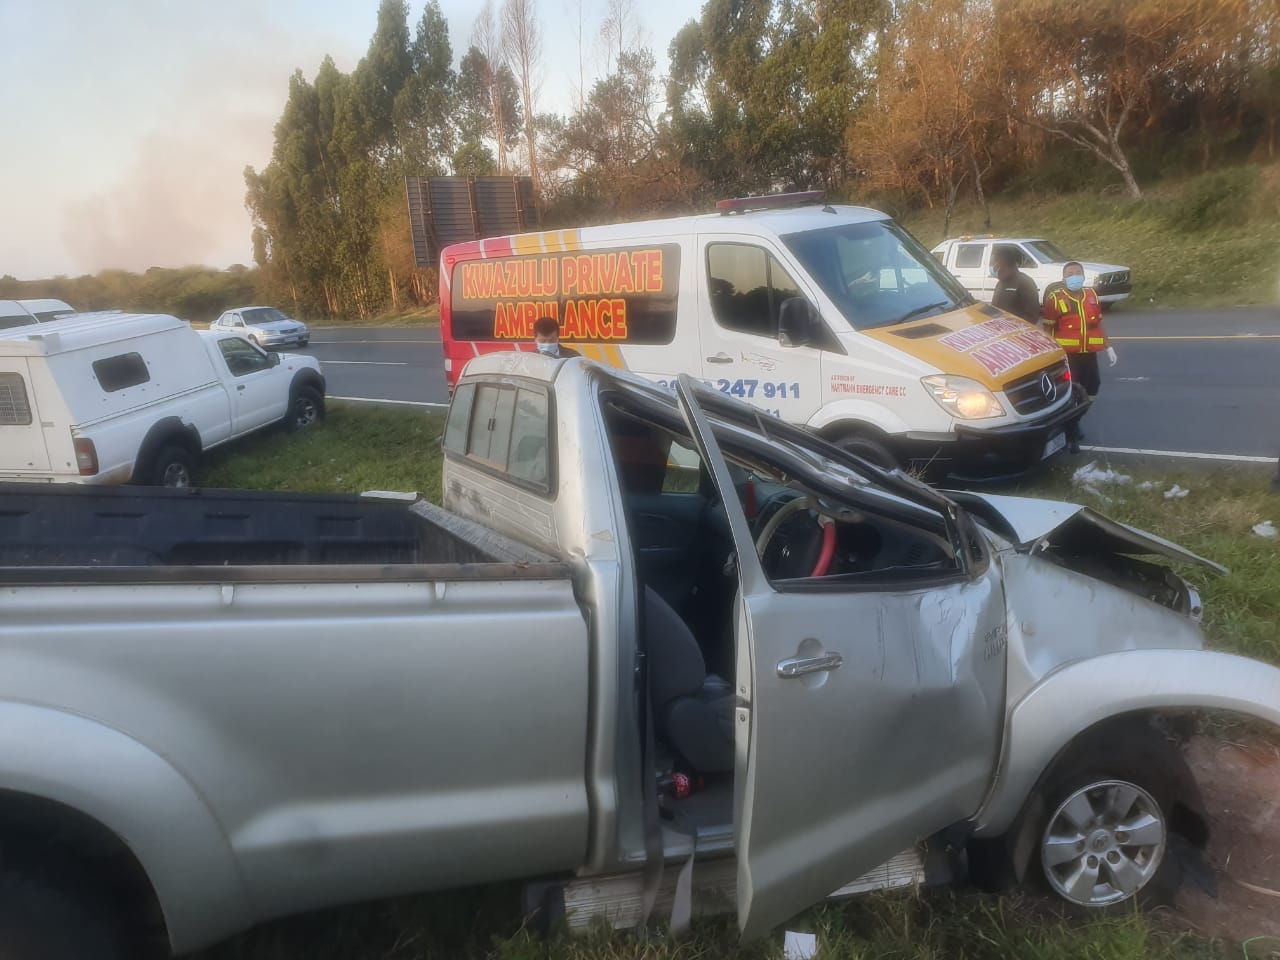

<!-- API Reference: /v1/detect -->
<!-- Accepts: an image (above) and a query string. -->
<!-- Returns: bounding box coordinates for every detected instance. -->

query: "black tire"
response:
[151,445,195,488]
[832,431,901,471]
[285,385,325,433]
[0,869,127,960]
[1031,737,1185,913]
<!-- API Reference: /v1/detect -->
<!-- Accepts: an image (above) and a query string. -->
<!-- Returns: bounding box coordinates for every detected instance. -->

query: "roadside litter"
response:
[784,931,819,960]
[1071,461,1131,501]
[1164,485,1191,499]
[1253,520,1277,538]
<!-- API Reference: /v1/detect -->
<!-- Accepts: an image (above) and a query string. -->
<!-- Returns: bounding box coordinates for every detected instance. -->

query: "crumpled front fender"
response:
[973,649,1280,836]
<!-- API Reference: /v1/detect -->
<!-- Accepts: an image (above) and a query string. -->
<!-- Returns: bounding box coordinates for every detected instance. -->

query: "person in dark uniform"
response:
[1043,261,1117,453]
[532,316,579,358]
[990,244,1041,324]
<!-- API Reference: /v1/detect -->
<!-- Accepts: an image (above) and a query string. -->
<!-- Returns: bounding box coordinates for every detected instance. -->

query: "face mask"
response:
[1065,275,1085,292]
[535,342,559,357]
[989,266,1000,278]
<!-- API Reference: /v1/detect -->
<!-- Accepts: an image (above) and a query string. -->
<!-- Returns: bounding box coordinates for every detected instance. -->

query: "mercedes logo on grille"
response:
[1040,372,1056,402]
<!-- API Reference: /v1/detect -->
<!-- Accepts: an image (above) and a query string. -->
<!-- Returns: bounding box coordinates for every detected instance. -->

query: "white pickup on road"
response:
[931,237,1132,305]
[0,311,326,486]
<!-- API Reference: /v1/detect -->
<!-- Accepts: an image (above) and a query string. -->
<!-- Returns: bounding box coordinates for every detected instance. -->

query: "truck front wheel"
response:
[1032,733,1191,913]
[285,386,325,432]
[0,869,127,960]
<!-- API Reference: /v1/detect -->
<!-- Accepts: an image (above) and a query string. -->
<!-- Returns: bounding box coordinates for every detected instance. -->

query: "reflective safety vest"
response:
[1044,287,1106,354]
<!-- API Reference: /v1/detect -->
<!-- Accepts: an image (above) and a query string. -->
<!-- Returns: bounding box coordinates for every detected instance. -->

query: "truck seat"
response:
[643,587,735,773]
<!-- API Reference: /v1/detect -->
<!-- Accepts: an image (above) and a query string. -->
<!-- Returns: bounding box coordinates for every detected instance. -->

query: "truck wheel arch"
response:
[0,789,164,956]
[968,650,1280,889]
[290,369,325,395]
[973,650,1280,840]
[0,703,252,954]
[967,712,1209,893]
[807,400,914,440]
[132,418,202,485]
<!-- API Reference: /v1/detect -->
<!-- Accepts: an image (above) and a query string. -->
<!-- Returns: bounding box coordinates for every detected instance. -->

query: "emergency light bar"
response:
[716,191,826,214]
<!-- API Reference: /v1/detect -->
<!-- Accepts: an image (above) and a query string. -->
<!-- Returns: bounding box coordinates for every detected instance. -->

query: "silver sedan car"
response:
[210,306,310,348]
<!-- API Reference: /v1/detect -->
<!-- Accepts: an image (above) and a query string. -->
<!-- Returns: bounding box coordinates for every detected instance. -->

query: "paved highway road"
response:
[307,305,1280,462]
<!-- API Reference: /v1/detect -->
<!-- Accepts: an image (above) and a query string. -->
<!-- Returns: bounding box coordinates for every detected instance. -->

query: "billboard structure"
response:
[405,176,538,268]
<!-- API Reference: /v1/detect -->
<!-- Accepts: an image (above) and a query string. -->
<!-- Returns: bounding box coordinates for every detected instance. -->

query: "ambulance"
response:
[439,192,1086,479]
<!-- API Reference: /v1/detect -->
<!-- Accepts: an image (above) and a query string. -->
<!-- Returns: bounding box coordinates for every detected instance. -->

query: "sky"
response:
[0,0,687,281]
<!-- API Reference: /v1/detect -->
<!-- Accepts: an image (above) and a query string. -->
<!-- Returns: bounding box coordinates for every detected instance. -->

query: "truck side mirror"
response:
[268,352,281,367]
[778,298,814,348]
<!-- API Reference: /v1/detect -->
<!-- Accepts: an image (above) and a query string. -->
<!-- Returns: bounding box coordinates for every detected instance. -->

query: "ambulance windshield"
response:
[783,220,974,331]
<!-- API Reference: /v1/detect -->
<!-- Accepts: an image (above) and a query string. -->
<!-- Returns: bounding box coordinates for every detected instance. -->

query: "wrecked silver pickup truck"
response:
[1,353,1278,958]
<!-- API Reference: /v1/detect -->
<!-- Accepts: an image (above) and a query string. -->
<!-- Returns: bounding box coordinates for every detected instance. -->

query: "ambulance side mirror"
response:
[778,298,814,348]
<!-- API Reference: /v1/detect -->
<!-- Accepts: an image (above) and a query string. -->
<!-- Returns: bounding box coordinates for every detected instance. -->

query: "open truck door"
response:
[673,374,1007,938]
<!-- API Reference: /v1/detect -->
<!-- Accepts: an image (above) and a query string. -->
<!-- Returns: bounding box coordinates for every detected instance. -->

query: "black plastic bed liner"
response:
[0,483,558,573]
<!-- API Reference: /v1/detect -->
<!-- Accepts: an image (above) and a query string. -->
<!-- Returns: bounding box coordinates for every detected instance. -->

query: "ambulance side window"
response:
[706,243,804,340]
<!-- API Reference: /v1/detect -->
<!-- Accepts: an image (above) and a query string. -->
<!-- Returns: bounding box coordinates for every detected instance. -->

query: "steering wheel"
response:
[753,496,838,578]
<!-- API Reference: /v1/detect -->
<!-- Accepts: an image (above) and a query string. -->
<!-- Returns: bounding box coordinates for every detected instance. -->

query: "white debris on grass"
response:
[1137,480,1163,492]
[783,931,818,960]
[1253,520,1277,538]
[1071,460,1131,501]
[1164,484,1190,499]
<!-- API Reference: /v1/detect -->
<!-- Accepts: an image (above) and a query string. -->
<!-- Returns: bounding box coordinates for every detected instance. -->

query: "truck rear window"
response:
[444,381,553,493]
[0,372,32,425]
[92,352,150,392]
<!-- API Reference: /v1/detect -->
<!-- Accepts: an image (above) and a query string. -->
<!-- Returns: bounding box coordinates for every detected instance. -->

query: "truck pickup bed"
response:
[0,483,556,572]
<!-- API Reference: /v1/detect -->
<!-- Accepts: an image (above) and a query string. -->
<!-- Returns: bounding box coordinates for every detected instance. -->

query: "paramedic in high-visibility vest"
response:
[1043,260,1117,453]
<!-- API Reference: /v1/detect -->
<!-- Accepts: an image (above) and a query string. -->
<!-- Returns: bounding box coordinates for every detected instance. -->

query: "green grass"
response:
[196,889,1242,960]
[901,164,1280,310]
[192,407,1280,960]
[198,404,446,503]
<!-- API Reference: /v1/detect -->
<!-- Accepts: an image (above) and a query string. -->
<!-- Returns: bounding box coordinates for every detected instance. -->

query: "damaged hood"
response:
[953,492,1227,575]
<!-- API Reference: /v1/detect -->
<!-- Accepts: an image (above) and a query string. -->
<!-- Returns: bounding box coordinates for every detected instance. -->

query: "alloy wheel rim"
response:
[1041,779,1166,906]
[163,462,190,487]
[295,398,317,426]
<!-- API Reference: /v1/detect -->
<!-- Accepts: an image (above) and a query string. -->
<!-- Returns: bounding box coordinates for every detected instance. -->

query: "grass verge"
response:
[193,407,1280,960]
[198,403,446,503]
[197,889,1234,960]
[312,304,441,328]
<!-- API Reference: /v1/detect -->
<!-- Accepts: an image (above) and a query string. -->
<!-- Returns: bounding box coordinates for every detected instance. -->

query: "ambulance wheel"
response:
[833,432,901,471]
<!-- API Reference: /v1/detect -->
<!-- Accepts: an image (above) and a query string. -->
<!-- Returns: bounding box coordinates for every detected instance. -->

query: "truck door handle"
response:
[777,652,843,678]
[706,353,733,364]
[237,385,246,391]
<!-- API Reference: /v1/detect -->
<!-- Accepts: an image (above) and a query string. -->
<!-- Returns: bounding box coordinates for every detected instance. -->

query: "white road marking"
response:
[320,360,409,366]
[1080,444,1276,464]
[329,395,450,410]
[1116,377,1150,382]
[1110,334,1280,341]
